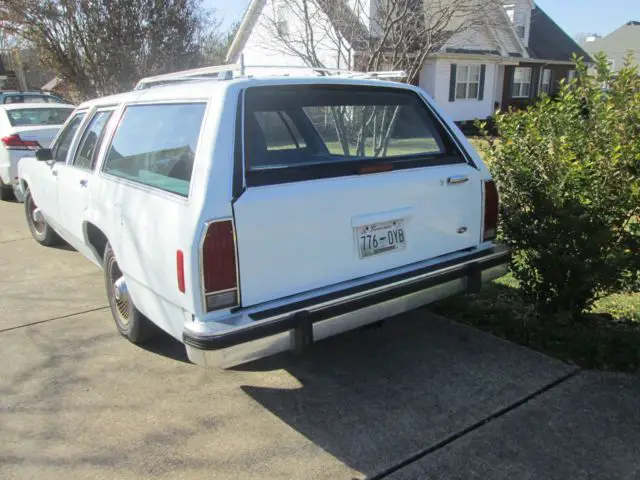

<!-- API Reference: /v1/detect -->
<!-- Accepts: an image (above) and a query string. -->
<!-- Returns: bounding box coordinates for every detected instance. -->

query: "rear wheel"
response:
[103,243,157,344]
[24,188,61,246]
[0,185,14,201]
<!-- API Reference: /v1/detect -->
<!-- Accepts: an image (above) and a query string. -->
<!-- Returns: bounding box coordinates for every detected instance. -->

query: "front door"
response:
[57,109,114,256]
[36,112,86,228]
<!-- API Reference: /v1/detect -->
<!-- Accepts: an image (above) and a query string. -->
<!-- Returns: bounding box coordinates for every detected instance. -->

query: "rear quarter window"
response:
[102,103,206,197]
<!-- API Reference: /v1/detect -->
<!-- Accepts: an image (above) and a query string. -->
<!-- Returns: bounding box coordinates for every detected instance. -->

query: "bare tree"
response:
[249,0,506,157]
[257,0,506,82]
[0,0,216,100]
[201,21,241,66]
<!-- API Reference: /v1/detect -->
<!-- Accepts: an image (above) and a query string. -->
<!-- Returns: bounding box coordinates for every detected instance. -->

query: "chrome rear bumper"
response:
[184,246,510,367]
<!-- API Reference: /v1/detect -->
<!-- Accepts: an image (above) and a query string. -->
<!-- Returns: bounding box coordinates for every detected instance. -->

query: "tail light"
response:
[176,250,186,293]
[201,219,239,312]
[483,180,499,241]
[1,134,41,150]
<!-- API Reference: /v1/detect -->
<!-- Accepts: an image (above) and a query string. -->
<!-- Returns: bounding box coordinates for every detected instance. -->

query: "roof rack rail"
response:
[135,55,407,90]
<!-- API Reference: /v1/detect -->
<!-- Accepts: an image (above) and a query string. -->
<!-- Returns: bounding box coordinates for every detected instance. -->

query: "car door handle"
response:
[447,175,469,185]
[51,170,58,177]
[79,179,89,187]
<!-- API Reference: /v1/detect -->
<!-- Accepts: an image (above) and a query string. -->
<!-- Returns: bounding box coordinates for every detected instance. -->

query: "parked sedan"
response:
[0,103,74,201]
[0,91,69,104]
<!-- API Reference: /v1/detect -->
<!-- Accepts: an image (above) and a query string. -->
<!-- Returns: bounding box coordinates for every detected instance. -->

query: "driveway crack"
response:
[371,368,581,479]
[0,306,109,333]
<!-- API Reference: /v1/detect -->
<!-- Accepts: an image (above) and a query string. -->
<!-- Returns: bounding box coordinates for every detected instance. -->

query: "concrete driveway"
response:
[1,199,639,479]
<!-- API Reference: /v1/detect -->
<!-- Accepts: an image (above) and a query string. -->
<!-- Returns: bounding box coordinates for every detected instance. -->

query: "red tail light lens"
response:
[483,180,499,241]
[202,219,238,311]
[176,250,186,293]
[1,134,40,150]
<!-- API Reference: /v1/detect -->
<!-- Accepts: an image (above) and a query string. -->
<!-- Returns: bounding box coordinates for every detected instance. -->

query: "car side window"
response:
[72,110,113,170]
[103,103,206,197]
[4,95,24,104]
[52,113,86,163]
[25,96,48,103]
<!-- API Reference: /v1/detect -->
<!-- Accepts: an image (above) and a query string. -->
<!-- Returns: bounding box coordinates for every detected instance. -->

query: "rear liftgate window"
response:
[244,85,464,185]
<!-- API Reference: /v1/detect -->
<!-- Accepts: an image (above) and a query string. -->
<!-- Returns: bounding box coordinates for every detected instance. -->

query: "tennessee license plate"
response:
[357,219,406,258]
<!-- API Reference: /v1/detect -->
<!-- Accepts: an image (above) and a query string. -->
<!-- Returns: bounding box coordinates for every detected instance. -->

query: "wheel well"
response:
[85,223,109,262]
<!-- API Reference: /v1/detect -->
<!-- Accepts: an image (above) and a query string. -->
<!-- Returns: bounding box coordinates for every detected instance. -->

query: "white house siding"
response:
[240,1,354,70]
[419,61,437,98]
[431,58,499,122]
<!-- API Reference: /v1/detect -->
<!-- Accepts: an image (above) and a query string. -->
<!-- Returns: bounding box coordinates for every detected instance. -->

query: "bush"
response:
[480,54,640,322]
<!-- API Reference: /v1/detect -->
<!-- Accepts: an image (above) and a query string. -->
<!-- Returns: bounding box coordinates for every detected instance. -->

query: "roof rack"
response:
[134,55,407,90]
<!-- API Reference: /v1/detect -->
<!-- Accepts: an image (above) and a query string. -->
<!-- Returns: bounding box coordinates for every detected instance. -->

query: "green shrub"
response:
[480,54,640,322]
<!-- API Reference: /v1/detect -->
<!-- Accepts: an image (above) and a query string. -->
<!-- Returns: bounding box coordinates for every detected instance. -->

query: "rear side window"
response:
[244,85,461,184]
[102,103,206,197]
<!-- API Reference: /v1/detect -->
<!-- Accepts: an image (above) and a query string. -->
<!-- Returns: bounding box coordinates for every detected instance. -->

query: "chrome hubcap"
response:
[28,198,45,235]
[109,260,131,325]
[113,276,129,303]
[32,208,44,224]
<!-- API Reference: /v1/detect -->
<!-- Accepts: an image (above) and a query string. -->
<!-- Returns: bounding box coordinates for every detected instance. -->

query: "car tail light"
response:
[202,219,239,312]
[1,134,41,150]
[176,250,186,293]
[483,180,499,241]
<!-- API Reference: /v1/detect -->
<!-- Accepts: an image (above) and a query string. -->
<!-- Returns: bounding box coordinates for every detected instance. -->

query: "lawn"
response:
[431,274,640,372]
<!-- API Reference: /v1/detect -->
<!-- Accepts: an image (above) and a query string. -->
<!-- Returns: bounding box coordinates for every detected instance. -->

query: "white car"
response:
[0,103,74,201]
[18,63,509,367]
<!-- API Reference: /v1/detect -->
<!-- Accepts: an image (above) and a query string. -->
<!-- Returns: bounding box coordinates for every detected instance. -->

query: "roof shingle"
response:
[528,5,593,63]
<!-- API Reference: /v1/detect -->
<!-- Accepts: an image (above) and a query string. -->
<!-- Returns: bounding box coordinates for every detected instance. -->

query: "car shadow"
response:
[230,309,572,477]
[137,330,190,364]
[50,242,76,252]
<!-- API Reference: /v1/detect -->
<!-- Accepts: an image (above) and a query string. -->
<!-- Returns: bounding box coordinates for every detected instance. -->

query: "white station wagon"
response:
[18,63,509,366]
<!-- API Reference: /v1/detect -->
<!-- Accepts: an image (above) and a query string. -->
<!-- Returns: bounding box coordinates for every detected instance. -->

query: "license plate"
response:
[357,219,406,258]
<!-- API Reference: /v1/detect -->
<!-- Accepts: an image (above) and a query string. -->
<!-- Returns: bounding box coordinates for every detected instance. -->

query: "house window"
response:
[512,67,532,98]
[567,70,577,82]
[455,65,481,100]
[276,4,289,37]
[515,12,527,39]
[541,69,552,94]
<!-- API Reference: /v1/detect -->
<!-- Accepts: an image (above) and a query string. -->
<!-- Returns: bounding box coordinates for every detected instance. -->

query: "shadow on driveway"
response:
[232,310,576,477]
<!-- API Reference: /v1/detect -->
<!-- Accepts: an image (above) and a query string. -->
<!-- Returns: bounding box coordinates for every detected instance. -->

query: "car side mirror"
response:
[36,148,53,161]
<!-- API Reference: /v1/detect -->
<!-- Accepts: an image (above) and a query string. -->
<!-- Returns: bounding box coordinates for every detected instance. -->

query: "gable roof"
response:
[584,21,640,58]
[226,0,369,63]
[528,5,593,63]
[226,0,267,63]
[316,0,369,49]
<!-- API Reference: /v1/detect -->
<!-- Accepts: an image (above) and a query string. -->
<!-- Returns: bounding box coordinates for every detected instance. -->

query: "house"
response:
[0,55,10,89]
[227,0,591,123]
[583,21,640,73]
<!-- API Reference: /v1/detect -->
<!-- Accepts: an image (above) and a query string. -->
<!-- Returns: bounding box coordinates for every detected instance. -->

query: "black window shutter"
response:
[449,64,457,102]
[507,67,515,98]
[478,64,486,101]
[530,66,540,98]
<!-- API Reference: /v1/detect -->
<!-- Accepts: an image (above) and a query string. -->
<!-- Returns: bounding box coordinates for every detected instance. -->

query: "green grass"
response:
[431,274,640,372]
